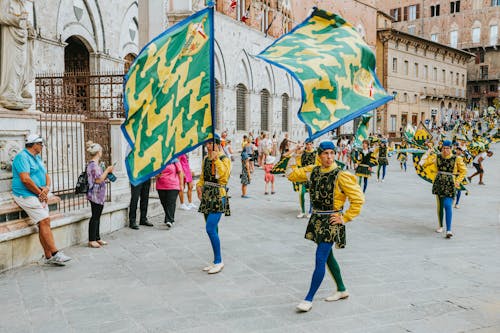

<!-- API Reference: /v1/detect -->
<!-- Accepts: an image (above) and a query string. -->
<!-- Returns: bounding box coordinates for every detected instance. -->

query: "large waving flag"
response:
[257,8,393,140]
[121,7,215,185]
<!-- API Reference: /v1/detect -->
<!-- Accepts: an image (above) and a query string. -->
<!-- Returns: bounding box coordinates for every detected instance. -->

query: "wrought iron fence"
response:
[35,72,125,212]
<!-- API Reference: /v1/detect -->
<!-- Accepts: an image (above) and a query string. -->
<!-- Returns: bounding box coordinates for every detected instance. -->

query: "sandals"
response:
[88,241,101,248]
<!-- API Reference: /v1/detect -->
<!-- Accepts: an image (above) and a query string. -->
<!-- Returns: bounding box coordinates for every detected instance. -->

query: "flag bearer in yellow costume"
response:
[419,140,467,238]
[196,134,231,274]
[293,139,317,219]
[286,141,365,312]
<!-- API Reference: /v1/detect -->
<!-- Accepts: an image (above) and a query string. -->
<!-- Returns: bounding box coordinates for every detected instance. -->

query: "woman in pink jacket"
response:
[156,159,184,228]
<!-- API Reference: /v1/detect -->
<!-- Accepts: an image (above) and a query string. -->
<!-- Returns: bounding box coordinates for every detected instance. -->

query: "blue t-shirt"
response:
[12,149,47,197]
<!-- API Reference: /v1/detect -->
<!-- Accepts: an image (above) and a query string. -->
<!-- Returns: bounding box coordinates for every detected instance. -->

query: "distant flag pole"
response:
[209,2,216,144]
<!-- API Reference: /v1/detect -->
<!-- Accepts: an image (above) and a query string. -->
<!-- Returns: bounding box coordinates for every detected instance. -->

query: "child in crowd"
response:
[263,155,276,195]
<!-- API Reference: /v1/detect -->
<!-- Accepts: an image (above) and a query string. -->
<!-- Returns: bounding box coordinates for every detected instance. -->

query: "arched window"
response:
[215,79,222,130]
[260,89,270,131]
[236,83,247,131]
[281,93,289,132]
[124,53,136,73]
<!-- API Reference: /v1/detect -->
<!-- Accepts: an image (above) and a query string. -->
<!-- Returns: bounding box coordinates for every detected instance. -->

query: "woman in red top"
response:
[156,159,184,228]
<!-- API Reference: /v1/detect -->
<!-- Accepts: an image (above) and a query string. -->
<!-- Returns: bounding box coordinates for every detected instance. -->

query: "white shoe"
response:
[376,179,380,182]
[435,227,443,233]
[179,203,190,211]
[446,231,453,239]
[202,264,214,272]
[305,213,311,218]
[188,203,198,209]
[297,213,305,219]
[325,290,349,302]
[207,262,224,274]
[296,300,313,312]
[381,179,385,183]
[453,204,459,209]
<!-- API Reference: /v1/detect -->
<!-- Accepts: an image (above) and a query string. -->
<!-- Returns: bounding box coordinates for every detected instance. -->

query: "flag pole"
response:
[208,1,216,145]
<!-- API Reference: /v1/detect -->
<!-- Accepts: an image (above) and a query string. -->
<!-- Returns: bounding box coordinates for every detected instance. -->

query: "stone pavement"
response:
[1,145,499,333]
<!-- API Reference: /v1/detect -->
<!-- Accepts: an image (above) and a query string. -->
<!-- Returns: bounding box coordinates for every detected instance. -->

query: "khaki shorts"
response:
[13,195,50,225]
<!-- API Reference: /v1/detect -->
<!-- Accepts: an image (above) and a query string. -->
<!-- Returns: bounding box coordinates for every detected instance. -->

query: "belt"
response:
[204,181,222,188]
[359,164,370,167]
[437,171,453,175]
[312,209,343,215]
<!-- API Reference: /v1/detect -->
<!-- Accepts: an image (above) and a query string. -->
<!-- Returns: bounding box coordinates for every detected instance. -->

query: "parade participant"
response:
[11,135,72,265]
[420,140,466,238]
[468,150,494,185]
[354,140,376,193]
[397,139,408,172]
[453,147,467,209]
[286,141,365,312]
[376,139,389,182]
[294,140,316,218]
[240,148,251,198]
[263,155,275,195]
[86,141,114,248]
[196,135,231,274]
[178,154,196,210]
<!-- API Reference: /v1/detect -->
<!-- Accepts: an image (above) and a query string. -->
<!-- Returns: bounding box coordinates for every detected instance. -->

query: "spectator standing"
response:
[156,159,184,228]
[178,154,196,210]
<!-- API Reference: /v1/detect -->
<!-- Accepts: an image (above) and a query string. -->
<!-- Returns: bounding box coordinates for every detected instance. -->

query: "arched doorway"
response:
[64,36,90,113]
[124,53,137,73]
[64,36,90,73]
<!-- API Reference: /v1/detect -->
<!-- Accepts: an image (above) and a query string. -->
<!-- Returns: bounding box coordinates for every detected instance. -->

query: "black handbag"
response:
[75,170,89,194]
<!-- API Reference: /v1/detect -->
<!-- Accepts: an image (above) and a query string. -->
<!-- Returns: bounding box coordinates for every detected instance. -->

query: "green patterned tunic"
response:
[198,156,231,216]
[305,166,346,248]
[378,146,388,165]
[432,155,456,198]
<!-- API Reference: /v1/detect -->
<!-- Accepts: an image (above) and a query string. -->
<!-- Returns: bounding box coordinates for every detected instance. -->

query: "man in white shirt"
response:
[468,150,493,185]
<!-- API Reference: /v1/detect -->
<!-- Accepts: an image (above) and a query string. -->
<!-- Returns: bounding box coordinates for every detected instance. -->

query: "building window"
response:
[405,5,419,21]
[392,58,398,72]
[472,27,481,43]
[450,71,453,84]
[480,65,489,79]
[456,73,459,86]
[450,1,461,13]
[260,89,270,131]
[430,33,438,42]
[424,65,428,80]
[236,83,248,131]
[281,93,289,132]
[414,63,419,78]
[430,4,441,16]
[390,8,401,22]
[490,25,498,45]
[390,115,397,132]
[492,0,500,6]
[462,74,465,87]
[490,84,497,92]
[473,85,479,93]
[404,60,409,75]
[433,67,437,81]
[475,50,485,64]
[408,25,416,34]
[442,69,446,83]
[450,30,458,48]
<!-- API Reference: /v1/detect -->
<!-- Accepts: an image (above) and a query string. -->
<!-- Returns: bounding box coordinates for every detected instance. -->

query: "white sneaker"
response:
[446,231,453,239]
[325,290,349,302]
[202,264,214,271]
[45,251,71,266]
[165,222,173,229]
[305,213,311,218]
[179,203,190,211]
[207,262,224,274]
[296,300,313,312]
[435,227,443,233]
[188,203,198,209]
[297,213,306,219]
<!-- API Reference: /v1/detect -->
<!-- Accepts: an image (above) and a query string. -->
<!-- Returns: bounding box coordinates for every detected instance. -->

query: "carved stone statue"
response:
[0,0,34,110]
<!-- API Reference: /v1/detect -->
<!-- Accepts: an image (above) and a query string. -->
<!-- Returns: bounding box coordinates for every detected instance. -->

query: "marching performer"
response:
[376,139,389,182]
[354,140,377,193]
[286,141,365,312]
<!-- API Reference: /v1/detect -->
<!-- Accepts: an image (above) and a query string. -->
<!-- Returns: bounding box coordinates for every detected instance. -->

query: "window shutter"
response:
[236,84,247,131]
[281,94,289,132]
[260,89,270,132]
[416,4,420,19]
[404,6,408,21]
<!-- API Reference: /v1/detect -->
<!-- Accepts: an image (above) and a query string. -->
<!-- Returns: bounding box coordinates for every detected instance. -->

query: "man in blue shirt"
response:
[11,134,71,266]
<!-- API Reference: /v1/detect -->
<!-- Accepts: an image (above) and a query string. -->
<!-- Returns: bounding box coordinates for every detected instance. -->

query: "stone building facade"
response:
[378,0,500,111]
[377,27,473,137]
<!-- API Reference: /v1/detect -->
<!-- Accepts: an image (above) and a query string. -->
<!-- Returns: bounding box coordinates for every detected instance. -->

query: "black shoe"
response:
[140,221,153,227]
[129,224,139,230]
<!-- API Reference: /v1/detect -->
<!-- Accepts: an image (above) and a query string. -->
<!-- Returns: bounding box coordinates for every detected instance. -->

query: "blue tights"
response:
[377,165,386,180]
[455,191,461,205]
[436,196,453,231]
[358,177,368,193]
[205,212,222,264]
[305,242,333,302]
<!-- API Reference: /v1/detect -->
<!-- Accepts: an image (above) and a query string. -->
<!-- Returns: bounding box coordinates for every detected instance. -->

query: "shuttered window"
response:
[260,89,270,131]
[281,93,289,132]
[236,83,247,131]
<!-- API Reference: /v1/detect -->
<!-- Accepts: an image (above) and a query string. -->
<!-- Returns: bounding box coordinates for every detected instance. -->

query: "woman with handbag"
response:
[286,141,365,312]
[86,141,114,248]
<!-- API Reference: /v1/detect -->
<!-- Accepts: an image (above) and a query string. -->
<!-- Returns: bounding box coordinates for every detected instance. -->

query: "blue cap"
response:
[442,140,452,147]
[317,141,336,153]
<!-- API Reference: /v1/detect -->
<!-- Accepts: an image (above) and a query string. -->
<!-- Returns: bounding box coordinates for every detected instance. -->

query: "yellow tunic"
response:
[196,152,231,197]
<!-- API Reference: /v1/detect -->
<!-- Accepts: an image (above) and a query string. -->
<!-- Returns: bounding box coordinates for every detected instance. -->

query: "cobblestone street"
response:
[1,146,499,333]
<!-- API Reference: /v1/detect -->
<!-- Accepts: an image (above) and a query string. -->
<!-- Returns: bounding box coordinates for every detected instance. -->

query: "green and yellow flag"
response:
[354,114,372,147]
[121,7,215,185]
[257,8,393,140]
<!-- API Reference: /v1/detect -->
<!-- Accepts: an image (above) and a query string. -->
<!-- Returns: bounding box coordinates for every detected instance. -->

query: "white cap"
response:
[26,134,43,144]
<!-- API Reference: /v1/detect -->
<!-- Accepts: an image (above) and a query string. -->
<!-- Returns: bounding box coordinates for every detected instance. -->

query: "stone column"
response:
[109,118,130,202]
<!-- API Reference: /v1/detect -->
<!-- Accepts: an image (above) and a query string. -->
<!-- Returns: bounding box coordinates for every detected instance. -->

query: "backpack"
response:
[75,170,89,194]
